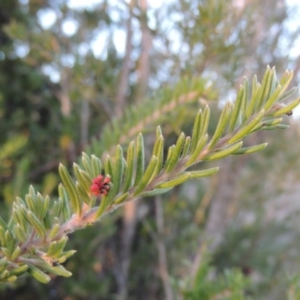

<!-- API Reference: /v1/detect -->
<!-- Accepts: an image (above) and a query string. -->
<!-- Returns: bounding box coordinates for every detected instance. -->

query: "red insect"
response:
[90,175,111,196]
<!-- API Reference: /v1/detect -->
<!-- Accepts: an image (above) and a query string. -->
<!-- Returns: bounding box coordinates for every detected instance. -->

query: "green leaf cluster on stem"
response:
[0,66,298,283]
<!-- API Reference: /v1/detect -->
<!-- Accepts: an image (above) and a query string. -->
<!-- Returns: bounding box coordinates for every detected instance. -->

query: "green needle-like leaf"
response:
[256,66,274,109]
[272,98,300,117]
[10,246,21,261]
[81,152,93,178]
[28,265,51,284]
[264,84,282,111]
[208,102,232,149]
[113,145,124,193]
[246,83,261,118]
[204,142,243,160]
[9,264,28,276]
[277,87,298,102]
[189,167,219,178]
[114,192,129,204]
[26,211,46,239]
[186,134,208,166]
[228,85,244,132]
[73,164,92,194]
[76,182,91,205]
[140,187,173,197]
[228,110,265,144]
[152,133,164,176]
[134,156,158,196]
[59,164,82,216]
[122,141,135,192]
[182,136,191,157]
[190,110,202,152]
[278,70,293,96]
[156,172,190,189]
[164,145,175,173]
[91,155,102,178]
[49,223,60,239]
[233,143,268,154]
[134,134,145,186]
[200,105,210,140]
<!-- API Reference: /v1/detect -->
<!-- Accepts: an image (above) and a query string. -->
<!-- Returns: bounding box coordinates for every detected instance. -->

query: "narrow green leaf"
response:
[204,142,243,160]
[14,223,27,242]
[12,206,27,230]
[182,136,191,157]
[228,85,244,132]
[262,118,283,127]
[94,195,108,219]
[9,264,28,276]
[76,182,91,205]
[164,133,185,174]
[56,250,77,264]
[25,194,35,215]
[29,185,37,201]
[278,70,294,96]
[26,211,46,238]
[73,164,92,195]
[49,223,60,239]
[134,134,145,186]
[156,172,190,189]
[0,225,6,247]
[134,156,158,196]
[42,195,50,219]
[246,83,261,118]
[256,66,273,109]
[58,184,71,221]
[104,155,114,180]
[81,152,93,177]
[174,132,185,159]
[272,98,300,117]
[190,110,202,152]
[227,110,265,144]
[152,134,164,176]
[186,134,208,166]
[11,246,21,261]
[208,102,232,149]
[91,155,102,178]
[262,124,289,130]
[189,167,219,178]
[43,212,52,230]
[47,237,68,258]
[28,265,51,283]
[44,265,72,277]
[113,145,124,193]
[122,141,135,192]
[264,84,282,111]
[164,145,175,173]
[241,77,249,119]
[277,87,298,102]
[34,193,44,220]
[52,198,64,218]
[140,187,173,197]
[59,164,81,216]
[5,230,15,254]
[233,143,268,154]
[114,192,129,204]
[156,125,163,138]
[200,105,210,140]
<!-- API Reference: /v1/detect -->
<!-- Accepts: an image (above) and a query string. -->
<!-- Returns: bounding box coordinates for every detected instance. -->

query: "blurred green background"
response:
[1,0,300,299]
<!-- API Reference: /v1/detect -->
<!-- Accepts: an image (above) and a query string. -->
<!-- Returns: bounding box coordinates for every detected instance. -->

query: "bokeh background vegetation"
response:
[1,0,300,299]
